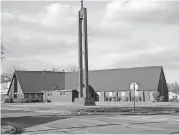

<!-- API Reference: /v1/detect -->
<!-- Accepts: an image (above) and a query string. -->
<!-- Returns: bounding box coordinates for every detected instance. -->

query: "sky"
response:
[1,0,179,83]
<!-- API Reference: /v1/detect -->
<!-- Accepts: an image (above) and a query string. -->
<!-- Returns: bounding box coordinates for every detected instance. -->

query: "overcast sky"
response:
[1,0,179,83]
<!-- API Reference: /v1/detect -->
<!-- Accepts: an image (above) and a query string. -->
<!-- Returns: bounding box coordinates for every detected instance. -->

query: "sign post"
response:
[134,83,136,110]
[130,83,138,111]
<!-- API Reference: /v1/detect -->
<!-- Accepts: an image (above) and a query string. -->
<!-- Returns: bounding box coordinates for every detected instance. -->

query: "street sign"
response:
[130,83,138,91]
[130,82,139,111]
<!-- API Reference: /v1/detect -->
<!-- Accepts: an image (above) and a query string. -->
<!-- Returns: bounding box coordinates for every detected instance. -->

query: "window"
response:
[135,91,139,96]
[14,94,17,99]
[63,92,66,96]
[14,78,18,93]
[109,92,112,96]
[121,92,125,96]
[97,92,100,96]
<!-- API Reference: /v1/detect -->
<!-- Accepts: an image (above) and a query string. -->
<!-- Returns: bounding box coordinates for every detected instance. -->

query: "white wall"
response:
[8,78,24,101]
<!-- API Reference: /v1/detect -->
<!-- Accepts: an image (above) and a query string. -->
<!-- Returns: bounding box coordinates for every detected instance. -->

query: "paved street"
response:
[1,102,179,134]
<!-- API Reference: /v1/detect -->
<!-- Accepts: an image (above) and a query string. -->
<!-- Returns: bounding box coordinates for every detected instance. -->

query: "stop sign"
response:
[130,83,138,91]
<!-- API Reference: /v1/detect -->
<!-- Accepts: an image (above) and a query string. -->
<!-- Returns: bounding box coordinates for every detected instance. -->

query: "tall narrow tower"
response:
[77,0,95,106]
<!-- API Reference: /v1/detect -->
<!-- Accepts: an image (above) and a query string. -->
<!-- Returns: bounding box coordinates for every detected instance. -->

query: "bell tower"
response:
[76,0,95,106]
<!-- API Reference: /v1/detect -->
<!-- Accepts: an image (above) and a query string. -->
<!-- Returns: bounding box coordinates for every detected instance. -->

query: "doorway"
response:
[72,90,79,102]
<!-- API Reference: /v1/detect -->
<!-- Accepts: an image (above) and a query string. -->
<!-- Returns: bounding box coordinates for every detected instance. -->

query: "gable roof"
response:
[65,66,162,91]
[15,71,65,93]
[9,66,163,93]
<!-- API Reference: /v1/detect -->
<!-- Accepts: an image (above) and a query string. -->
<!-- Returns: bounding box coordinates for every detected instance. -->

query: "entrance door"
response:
[72,90,79,102]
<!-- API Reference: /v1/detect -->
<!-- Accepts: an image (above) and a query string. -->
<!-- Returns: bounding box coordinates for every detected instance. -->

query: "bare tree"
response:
[52,68,60,72]
[1,41,5,62]
[51,65,78,72]
[168,82,179,93]
[1,67,26,82]
[65,65,78,72]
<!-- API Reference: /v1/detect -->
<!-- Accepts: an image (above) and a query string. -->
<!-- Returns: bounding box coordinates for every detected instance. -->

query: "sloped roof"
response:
[15,71,65,93]
[11,66,162,93]
[65,66,162,91]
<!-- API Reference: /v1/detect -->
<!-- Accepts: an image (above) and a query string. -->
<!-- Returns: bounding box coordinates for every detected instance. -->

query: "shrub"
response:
[125,97,129,102]
[138,96,142,102]
[131,97,136,101]
[47,99,51,102]
[5,99,10,103]
[117,97,121,102]
[131,97,141,102]
[105,97,112,102]
[24,99,30,103]
[153,91,159,101]
[10,98,14,103]
[159,96,164,102]
[113,97,117,101]
[152,91,163,102]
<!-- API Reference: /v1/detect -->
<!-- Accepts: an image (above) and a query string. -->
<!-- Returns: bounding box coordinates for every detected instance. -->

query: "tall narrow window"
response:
[135,91,139,96]
[121,92,125,96]
[14,77,17,93]
[14,94,17,99]
[109,92,112,96]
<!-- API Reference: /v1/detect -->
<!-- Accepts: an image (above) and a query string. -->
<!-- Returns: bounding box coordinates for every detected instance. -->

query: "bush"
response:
[25,99,30,103]
[125,97,129,102]
[10,98,14,103]
[5,99,10,103]
[47,99,51,102]
[105,97,112,102]
[138,96,142,102]
[31,100,36,103]
[113,97,117,101]
[153,91,163,102]
[131,97,136,101]
[159,96,164,102]
[131,97,141,102]
[117,97,121,102]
